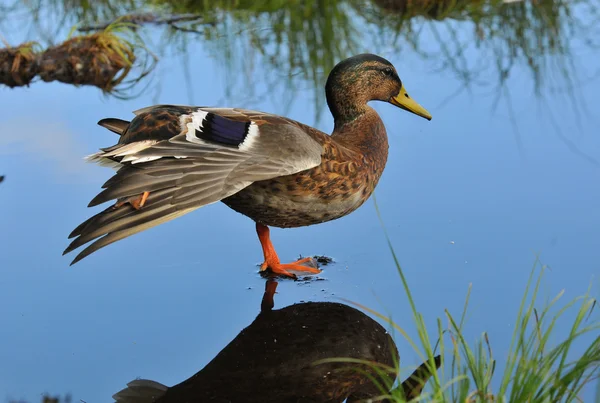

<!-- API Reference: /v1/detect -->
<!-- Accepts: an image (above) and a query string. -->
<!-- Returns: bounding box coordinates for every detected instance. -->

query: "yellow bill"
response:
[390,86,432,121]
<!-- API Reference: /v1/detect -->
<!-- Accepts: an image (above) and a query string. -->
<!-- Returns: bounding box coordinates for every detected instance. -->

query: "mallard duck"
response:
[64,53,431,277]
[113,279,440,403]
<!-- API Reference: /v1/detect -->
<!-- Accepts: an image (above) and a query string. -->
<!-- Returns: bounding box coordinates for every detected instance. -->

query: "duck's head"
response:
[325,53,432,125]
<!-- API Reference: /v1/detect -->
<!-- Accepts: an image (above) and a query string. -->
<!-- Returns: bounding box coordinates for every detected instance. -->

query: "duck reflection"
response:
[114,279,439,403]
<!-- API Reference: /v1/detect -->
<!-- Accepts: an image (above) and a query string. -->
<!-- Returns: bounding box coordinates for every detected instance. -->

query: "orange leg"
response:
[261,279,278,313]
[130,191,150,210]
[256,222,321,279]
[113,191,151,210]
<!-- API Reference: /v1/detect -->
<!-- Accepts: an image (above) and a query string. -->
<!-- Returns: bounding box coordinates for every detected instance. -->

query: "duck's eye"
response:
[382,68,394,77]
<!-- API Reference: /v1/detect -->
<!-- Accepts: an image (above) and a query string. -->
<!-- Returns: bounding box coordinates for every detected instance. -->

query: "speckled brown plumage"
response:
[222,111,388,228]
[120,106,193,143]
[64,54,431,272]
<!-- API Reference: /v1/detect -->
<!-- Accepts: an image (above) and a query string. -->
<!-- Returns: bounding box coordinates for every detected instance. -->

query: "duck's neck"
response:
[326,77,370,131]
[331,107,389,164]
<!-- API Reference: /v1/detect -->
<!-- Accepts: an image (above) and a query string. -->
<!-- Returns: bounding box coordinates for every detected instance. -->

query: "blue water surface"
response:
[1,4,599,401]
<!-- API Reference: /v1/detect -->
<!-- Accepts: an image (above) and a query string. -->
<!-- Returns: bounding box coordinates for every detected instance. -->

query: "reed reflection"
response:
[2,0,593,115]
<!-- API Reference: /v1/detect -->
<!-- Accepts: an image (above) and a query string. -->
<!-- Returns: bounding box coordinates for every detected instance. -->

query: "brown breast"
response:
[222,108,389,228]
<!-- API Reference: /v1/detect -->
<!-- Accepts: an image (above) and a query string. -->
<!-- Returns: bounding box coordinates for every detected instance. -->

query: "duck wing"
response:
[64,105,324,264]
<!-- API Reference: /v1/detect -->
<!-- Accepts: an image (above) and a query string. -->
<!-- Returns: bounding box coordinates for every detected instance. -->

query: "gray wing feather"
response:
[65,110,322,264]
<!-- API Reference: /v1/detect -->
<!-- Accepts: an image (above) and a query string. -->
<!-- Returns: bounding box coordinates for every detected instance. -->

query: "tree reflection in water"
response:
[2,0,596,121]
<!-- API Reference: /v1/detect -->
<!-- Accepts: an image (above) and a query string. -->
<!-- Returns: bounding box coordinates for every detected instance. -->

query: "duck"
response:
[112,278,440,403]
[64,53,431,277]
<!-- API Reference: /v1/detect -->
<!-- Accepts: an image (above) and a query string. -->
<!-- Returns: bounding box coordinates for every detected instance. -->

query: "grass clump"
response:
[37,22,138,92]
[0,41,42,87]
[0,22,155,95]
[340,202,600,402]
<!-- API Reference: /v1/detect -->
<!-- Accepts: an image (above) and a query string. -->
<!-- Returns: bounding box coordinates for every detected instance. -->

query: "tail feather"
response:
[64,155,230,264]
[65,187,196,265]
[64,203,177,254]
[99,118,130,136]
[67,188,177,240]
[68,208,194,265]
[67,204,129,240]
[112,379,168,403]
[84,151,123,170]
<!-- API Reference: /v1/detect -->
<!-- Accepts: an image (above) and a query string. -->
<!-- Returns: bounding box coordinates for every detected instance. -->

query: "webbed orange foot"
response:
[260,259,321,279]
[256,223,322,279]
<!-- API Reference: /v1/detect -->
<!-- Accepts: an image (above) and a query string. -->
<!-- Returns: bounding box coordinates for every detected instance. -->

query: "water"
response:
[1,0,599,401]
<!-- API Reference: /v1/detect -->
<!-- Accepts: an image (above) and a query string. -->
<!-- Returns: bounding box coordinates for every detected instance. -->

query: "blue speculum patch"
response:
[196,113,250,146]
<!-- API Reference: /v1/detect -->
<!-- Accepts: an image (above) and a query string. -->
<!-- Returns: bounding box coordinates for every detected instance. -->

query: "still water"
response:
[1,0,599,401]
